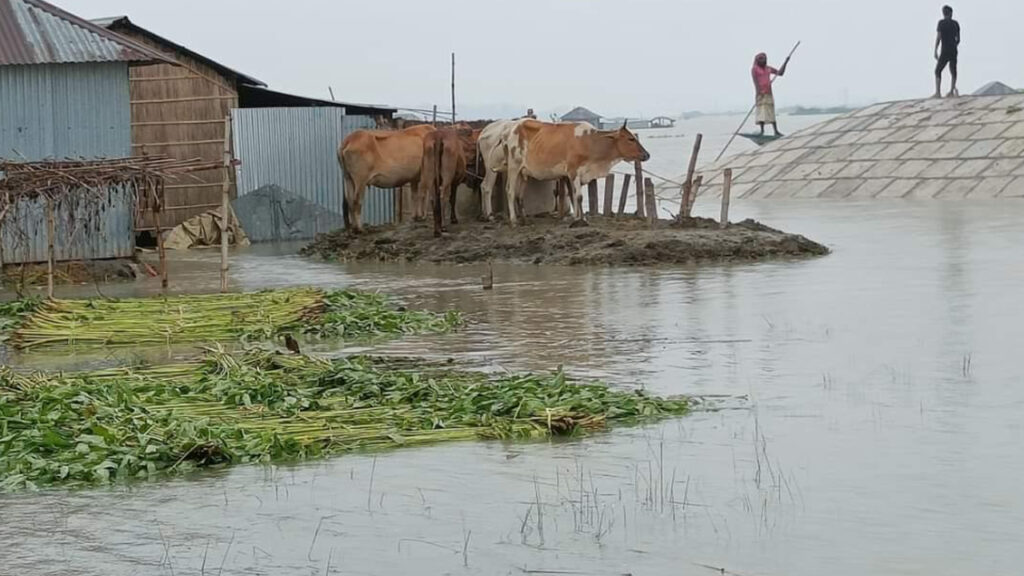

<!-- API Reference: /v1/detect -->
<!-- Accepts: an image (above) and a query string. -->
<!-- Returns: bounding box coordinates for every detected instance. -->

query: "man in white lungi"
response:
[752,52,790,137]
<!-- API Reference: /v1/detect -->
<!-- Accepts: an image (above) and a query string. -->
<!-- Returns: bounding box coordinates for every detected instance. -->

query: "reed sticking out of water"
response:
[2,288,461,350]
[0,349,690,491]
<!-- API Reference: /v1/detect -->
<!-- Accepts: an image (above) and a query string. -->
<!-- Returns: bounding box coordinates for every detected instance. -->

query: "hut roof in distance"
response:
[560,106,602,122]
[0,0,168,66]
[973,81,1019,97]
[693,94,1024,200]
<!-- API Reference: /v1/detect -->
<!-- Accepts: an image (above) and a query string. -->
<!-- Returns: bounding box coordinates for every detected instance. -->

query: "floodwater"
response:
[3,197,1023,576]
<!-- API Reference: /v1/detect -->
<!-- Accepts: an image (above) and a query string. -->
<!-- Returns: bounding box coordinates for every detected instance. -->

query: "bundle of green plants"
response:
[0,349,690,491]
[3,288,460,350]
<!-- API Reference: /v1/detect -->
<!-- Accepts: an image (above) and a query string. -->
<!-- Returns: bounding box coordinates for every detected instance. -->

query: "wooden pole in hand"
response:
[679,133,703,218]
[603,174,614,215]
[720,168,732,229]
[617,173,631,216]
[45,195,55,298]
[634,160,645,218]
[220,115,232,293]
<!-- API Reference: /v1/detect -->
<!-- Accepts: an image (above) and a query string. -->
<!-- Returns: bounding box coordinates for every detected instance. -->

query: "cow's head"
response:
[613,122,651,162]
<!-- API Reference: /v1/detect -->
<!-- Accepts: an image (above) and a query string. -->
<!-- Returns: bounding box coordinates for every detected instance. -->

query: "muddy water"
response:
[3,201,1024,576]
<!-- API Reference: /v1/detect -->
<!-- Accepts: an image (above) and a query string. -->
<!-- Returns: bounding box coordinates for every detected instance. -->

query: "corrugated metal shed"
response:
[0,183,137,264]
[0,0,166,66]
[232,109,394,241]
[0,62,130,159]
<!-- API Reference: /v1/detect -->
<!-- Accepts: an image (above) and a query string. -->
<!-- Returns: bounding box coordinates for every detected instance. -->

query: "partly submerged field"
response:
[301,215,828,266]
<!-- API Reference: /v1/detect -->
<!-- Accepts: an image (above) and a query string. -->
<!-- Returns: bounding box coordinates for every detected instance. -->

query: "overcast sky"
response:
[62,0,1023,118]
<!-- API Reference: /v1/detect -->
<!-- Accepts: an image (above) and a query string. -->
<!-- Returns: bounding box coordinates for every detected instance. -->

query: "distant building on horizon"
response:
[973,81,1019,97]
[560,106,602,126]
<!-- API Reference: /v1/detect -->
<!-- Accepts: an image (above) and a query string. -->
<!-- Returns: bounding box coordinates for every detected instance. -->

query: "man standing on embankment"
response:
[934,5,961,98]
[752,52,790,137]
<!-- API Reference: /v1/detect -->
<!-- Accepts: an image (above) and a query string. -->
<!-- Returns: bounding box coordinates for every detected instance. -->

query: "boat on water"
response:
[739,133,784,146]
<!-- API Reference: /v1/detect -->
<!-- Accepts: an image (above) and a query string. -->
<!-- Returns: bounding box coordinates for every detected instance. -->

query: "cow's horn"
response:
[621,120,628,130]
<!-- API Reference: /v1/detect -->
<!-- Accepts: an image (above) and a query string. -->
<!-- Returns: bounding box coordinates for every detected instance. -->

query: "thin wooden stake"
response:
[45,195,55,298]
[220,115,232,293]
[634,160,645,218]
[720,168,733,229]
[432,104,438,126]
[679,133,703,218]
[603,174,615,215]
[153,181,168,289]
[587,180,599,216]
[451,53,456,126]
[689,175,704,216]
[617,173,631,216]
[645,178,657,226]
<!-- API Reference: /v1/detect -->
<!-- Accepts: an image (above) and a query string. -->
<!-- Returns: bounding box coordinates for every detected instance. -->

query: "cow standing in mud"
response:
[420,128,480,237]
[338,124,436,233]
[506,120,649,226]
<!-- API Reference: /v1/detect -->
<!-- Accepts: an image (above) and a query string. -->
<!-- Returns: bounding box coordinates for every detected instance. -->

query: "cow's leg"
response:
[449,181,459,225]
[342,171,355,231]
[350,180,367,234]
[481,170,497,221]
[506,168,521,227]
[569,177,588,228]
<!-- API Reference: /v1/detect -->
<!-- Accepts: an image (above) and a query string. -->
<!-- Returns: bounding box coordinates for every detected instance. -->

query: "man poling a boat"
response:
[752,52,790,137]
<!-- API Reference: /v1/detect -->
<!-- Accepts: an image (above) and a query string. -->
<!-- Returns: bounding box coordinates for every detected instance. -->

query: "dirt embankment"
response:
[300,216,829,266]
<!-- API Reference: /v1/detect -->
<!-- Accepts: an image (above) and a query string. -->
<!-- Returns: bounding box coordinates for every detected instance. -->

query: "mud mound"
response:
[300,215,828,266]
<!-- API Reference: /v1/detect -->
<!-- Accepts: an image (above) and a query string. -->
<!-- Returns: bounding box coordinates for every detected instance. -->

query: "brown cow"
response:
[338,124,436,233]
[420,128,480,237]
[507,120,650,226]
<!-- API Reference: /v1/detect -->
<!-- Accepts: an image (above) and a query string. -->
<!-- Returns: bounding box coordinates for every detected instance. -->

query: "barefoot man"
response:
[934,5,961,98]
[752,52,790,137]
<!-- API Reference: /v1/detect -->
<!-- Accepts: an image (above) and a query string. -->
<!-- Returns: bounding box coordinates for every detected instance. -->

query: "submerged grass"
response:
[0,349,690,491]
[1,289,460,350]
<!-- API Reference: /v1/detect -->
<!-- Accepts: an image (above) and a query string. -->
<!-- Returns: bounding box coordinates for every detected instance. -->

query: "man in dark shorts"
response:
[934,5,960,98]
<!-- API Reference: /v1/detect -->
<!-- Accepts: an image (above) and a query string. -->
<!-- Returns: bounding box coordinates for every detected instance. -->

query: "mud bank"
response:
[301,216,829,266]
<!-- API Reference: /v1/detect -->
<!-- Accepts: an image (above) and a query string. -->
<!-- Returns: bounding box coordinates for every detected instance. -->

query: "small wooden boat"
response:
[739,133,783,147]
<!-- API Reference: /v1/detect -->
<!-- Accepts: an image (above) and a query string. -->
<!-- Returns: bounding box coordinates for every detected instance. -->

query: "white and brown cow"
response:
[338,124,436,233]
[506,120,650,226]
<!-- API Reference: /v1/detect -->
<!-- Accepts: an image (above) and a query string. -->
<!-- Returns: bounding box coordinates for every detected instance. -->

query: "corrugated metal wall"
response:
[0,184,137,264]
[232,108,394,241]
[0,63,130,158]
[0,62,135,264]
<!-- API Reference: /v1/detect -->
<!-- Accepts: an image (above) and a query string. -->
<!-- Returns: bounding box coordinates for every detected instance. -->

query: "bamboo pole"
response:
[153,180,168,289]
[587,180,599,216]
[633,161,645,218]
[450,53,456,126]
[45,195,55,298]
[603,174,615,215]
[679,133,703,218]
[617,174,631,216]
[220,115,232,293]
[720,168,732,229]
[644,178,657,227]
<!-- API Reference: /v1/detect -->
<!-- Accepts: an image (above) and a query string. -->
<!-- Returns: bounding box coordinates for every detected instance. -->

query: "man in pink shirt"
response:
[752,52,790,137]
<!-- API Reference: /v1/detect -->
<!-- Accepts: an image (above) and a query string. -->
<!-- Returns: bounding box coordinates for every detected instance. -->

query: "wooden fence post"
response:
[153,180,168,289]
[679,133,703,218]
[634,160,645,218]
[644,178,657,227]
[720,168,732,228]
[45,195,55,298]
[220,115,233,293]
[587,180,599,216]
[617,174,631,216]
[603,174,614,215]
[689,175,704,216]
